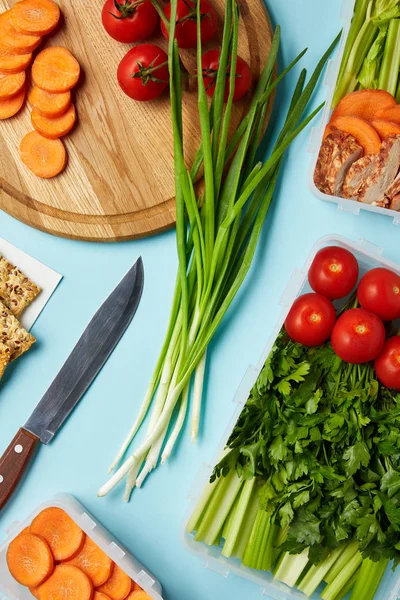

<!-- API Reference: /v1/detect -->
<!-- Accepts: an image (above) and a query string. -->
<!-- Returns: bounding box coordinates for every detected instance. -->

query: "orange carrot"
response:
[6,531,54,587]
[0,71,25,98]
[0,44,31,73]
[29,86,71,117]
[96,564,133,600]
[370,119,400,139]
[0,10,41,54]
[30,507,85,559]
[65,535,113,587]
[323,123,336,139]
[30,587,40,599]
[329,116,381,155]
[331,89,396,122]
[36,564,93,600]
[31,103,76,138]
[125,592,152,600]
[375,105,400,124]
[94,593,112,600]
[10,0,60,36]
[0,86,25,119]
[32,47,80,92]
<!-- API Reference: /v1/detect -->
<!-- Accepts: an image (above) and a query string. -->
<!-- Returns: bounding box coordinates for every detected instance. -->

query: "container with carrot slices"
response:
[0,494,164,600]
[310,0,400,223]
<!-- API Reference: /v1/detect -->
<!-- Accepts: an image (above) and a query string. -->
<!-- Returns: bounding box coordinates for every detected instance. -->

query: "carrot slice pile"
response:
[331,89,397,122]
[0,10,41,54]
[11,0,60,36]
[36,564,93,600]
[32,103,76,138]
[97,564,133,600]
[65,535,113,587]
[30,507,85,559]
[32,47,80,92]
[0,87,25,119]
[0,71,25,98]
[375,105,400,124]
[6,531,54,587]
[29,86,71,117]
[95,593,113,600]
[0,44,31,73]
[371,119,400,139]
[329,115,381,155]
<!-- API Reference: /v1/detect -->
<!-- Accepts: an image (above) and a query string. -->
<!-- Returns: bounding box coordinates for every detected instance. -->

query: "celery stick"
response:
[242,509,270,569]
[396,76,400,101]
[194,470,243,545]
[338,0,370,84]
[221,492,240,541]
[321,552,363,600]
[298,545,346,597]
[273,549,309,588]
[272,524,289,563]
[350,557,389,600]
[378,19,400,94]
[222,478,256,556]
[358,26,387,88]
[325,541,359,584]
[336,568,359,600]
[186,476,219,533]
[255,515,272,571]
[232,484,260,560]
[262,524,278,572]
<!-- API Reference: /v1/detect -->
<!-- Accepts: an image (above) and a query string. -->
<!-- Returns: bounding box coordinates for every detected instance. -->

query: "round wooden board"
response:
[0,0,273,242]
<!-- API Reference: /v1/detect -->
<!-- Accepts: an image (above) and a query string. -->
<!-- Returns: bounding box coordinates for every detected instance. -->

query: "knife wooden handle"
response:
[0,428,40,511]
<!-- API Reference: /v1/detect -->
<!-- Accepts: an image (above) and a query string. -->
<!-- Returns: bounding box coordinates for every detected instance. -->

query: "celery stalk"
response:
[242,509,271,569]
[221,492,240,541]
[358,25,388,88]
[273,549,309,588]
[350,557,390,600]
[338,0,370,84]
[378,18,400,94]
[221,478,256,556]
[325,541,359,584]
[231,484,260,560]
[321,552,363,600]
[335,568,359,600]
[186,476,219,533]
[298,545,346,597]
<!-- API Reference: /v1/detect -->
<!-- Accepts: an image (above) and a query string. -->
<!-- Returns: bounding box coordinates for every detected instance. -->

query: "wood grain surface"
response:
[0,0,273,242]
[0,427,39,510]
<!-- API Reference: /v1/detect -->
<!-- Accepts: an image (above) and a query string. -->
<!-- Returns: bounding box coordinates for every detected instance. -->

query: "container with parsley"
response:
[185,235,400,600]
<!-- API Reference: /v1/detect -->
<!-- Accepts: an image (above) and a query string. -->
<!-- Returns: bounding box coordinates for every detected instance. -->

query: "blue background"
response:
[1,0,398,598]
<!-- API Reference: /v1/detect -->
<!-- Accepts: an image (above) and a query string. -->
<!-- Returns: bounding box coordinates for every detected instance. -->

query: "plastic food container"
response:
[0,494,164,600]
[184,235,400,600]
[308,0,400,225]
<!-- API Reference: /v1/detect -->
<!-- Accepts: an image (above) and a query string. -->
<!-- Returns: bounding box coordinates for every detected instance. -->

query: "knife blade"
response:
[0,257,144,510]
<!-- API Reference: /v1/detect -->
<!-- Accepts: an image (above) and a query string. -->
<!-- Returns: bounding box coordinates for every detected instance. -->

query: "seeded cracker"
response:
[0,300,35,362]
[0,342,10,379]
[0,256,41,317]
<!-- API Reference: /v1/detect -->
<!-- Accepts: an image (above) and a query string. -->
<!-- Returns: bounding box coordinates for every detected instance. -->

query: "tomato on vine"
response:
[117,44,169,101]
[201,49,252,101]
[161,0,218,49]
[102,0,159,44]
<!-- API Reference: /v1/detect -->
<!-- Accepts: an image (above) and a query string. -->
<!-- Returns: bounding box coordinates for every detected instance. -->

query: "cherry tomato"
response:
[102,0,159,43]
[331,308,385,364]
[308,246,359,300]
[117,44,169,101]
[161,0,218,49]
[201,50,252,102]
[375,336,400,390]
[357,267,400,321]
[284,293,336,347]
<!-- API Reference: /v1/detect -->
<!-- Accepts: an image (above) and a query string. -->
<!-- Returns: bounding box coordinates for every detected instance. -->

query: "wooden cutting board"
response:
[0,0,273,242]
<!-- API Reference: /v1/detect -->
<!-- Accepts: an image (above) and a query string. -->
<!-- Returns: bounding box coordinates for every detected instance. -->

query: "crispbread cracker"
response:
[0,256,41,317]
[0,300,35,361]
[0,342,10,379]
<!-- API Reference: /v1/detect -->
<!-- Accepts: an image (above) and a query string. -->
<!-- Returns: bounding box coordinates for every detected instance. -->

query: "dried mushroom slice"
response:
[0,341,10,379]
[0,256,41,316]
[0,300,36,361]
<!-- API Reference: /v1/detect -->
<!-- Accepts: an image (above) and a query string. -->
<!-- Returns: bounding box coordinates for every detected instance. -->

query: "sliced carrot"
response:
[36,564,93,600]
[370,119,400,139]
[0,86,25,119]
[0,71,25,98]
[126,592,152,600]
[94,593,112,600]
[0,44,31,73]
[6,531,54,587]
[329,115,381,155]
[331,89,396,122]
[29,86,71,117]
[65,536,113,587]
[30,587,40,598]
[375,105,400,124]
[0,10,41,54]
[11,0,60,36]
[96,564,133,600]
[20,131,67,178]
[32,103,76,138]
[30,507,85,560]
[323,123,336,139]
[32,47,80,92]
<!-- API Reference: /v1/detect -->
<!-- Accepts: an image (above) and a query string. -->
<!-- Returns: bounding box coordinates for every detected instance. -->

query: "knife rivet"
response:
[0,475,3,483]
[14,445,23,454]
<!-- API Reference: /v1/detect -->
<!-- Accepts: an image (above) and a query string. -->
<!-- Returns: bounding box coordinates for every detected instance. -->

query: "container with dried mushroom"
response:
[309,0,400,223]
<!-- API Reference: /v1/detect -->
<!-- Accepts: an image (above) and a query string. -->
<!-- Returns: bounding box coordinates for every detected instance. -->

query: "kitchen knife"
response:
[0,257,144,510]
